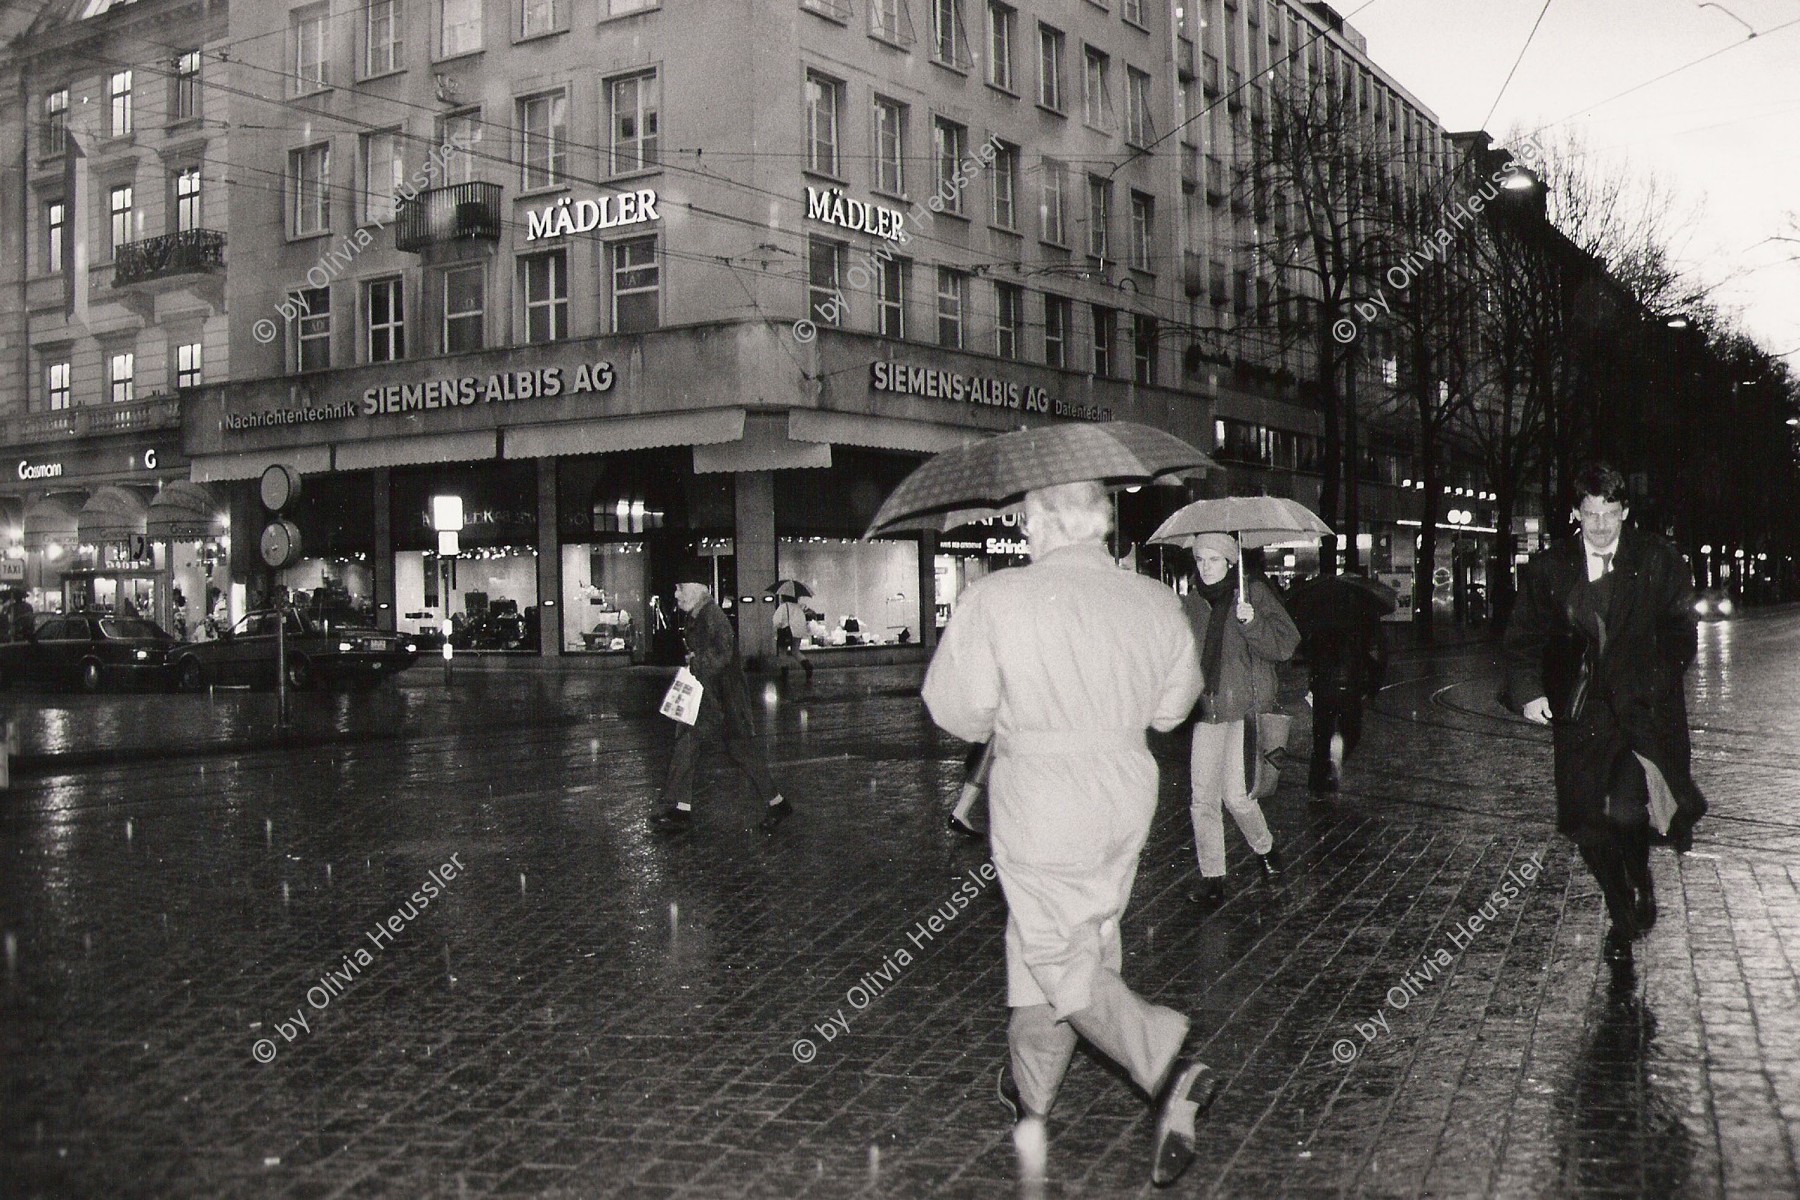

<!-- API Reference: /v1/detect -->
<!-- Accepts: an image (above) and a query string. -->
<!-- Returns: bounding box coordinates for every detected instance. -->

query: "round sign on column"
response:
[261,519,303,569]
[260,463,303,512]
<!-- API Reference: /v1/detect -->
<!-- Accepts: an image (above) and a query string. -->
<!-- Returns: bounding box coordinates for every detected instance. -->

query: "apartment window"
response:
[805,72,844,176]
[1125,68,1151,145]
[1044,293,1069,367]
[1132,313,1157,384]
[366,278,406,362]
[933,118,968,214]
[109,70,133,136]
[174,50,201,120]
[608,71,660,174]
[1038,25,1064,109]
[808,235,845,326]
[109,352,135,404]
[46,361,72,411]
[292,3,330,94]
[440,110,482,184]
[291,288,331,371]
[1040,157,1066,244]
[443,265,485,353]
[1123,0,1145,25]
[109,185,134,257]
[360,131,403,224]
[987,3,1014,90]
[45,200,66,274]
[176,342,202,390]
[1129,191,1153,270]
[994,282,1021,359]
[518,91,568,190]
[365,0,402,75]
[1086,176,1110,259]
[43,89,68,156]
[1083,47,1112,129]
[876,257,908,338]
[441,0,482,55]
[522,0,565,37]
[1091,305,1114,376]
[175,167,202,232]
[290,143,331,236]
[932,0,965,67]
[612,236,660,332]
[936,267,968,348]
[990,141,1017,228]
[521,251,568,342]
[870,0,909,44]
[873,96,906,194]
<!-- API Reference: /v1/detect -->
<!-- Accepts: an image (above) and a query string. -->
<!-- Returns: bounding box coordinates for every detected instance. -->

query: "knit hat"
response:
[1191,533,1240,563]
[671,558,712,587]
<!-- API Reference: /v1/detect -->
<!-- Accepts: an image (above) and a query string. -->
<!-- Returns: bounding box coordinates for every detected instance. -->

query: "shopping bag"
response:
[1247,712,1293,799]
[658,667,704,725]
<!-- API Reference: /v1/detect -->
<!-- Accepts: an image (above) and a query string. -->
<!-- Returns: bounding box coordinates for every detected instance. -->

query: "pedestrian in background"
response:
[1182,534,1300,906]
[922,481,1217,1188]
[771,594,814,684]
[654,564,793,835]
[1504,462,1706,968]
[1302,576,1388,800]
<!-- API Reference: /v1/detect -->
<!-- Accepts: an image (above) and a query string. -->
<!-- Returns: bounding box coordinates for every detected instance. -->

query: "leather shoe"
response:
[1633,885,1657,936]
[759,798,794,834]
[1186,877,1226,906]
[1150,1058,1217,1187]
[1603,925,1634,966]
[947,813,985,840]
[652,806,691,832]
[1257,849,1283,878]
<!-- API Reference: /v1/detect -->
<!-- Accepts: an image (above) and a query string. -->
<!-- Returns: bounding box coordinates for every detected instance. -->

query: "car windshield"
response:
[99,617,169,641]
[303,604,374,631]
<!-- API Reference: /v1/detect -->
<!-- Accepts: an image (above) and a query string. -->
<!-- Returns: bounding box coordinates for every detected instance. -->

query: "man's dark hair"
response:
[1572,461,1628,505]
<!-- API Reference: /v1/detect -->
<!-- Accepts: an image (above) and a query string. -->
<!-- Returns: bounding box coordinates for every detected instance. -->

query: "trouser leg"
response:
[1219,720,1274,855]
[721,735,779,804]
[1189,723,1229,876]
[664,726,705,809]
[1619,823,1652,894]
[1340,692,1365,759]
[1579,836,1639,936]
[1310,691,1339,788]
[1065,970,1191,1097]
[1009,1004,1079,1117]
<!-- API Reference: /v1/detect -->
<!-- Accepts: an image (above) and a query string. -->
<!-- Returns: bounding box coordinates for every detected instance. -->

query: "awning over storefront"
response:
[693,412,831,473]
[334,430,498,473]
[787,410,981,455]
[503,409,747,460]
[190,445,333,483]
[146,481,229,541]
[77,486,151,545]
[22,496,81,551]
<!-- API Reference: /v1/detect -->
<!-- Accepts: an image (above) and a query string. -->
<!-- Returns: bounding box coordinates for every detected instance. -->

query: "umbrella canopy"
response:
[771,579,813,600]
[863,422,1214,539]
[1285,573,1398,639]
[1148,495,1334,550]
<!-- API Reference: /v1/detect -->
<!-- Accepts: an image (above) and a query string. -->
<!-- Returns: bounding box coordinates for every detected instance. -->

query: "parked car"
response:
[1693,587,1736,621]
[170,609,420,692]
[0,611,177,692]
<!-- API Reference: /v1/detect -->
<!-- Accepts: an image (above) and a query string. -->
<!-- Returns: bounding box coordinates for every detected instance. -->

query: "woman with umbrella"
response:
[1178,534,1300,904]
[770,579,815,684]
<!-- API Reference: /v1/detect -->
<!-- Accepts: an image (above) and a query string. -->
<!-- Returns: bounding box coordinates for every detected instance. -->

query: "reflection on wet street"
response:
[3,613,1799,1197]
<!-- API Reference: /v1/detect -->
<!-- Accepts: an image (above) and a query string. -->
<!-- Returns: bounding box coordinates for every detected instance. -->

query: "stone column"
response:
[917,530,938,650]
[734,470,776,666]
[371,468,394,631]
[536,457,560,658]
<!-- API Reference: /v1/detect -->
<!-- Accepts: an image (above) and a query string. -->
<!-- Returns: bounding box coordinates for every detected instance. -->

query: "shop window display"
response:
[396,546,540,651]
[561,542,645,654]
[777,537,918,648]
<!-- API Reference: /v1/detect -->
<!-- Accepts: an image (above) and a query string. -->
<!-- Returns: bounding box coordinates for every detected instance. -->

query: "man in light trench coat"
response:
[922,480,1217,1188]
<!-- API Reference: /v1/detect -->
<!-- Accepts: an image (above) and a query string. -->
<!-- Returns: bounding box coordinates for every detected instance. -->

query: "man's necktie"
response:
[1601,552,1613,575]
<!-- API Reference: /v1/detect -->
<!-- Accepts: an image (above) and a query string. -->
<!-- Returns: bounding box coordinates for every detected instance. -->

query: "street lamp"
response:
[431,495,463,684]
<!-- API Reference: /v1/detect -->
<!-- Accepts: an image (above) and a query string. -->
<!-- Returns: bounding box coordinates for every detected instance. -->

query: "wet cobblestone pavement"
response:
[3,613,1799,1198]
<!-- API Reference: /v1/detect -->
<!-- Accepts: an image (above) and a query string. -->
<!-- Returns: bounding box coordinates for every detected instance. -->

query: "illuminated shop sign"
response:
[525,190,660,241]
[870,362,1110,421]
[17,460,63,480]
[806,187,907,242]
[221,363,617,432]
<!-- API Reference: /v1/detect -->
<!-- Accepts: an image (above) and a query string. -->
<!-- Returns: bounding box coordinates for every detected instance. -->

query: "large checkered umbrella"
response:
[862,423,1214,539]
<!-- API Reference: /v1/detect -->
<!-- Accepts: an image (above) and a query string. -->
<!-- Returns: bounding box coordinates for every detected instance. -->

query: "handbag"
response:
[658,666,704,725]
[1247,712,1293,799]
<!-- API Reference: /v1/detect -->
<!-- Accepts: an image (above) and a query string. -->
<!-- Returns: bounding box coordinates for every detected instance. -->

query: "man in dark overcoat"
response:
[1503,462,1706,966]
[653,564,792,834]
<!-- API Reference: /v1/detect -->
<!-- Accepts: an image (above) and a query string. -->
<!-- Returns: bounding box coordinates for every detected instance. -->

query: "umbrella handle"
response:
[1238,534,1246,607]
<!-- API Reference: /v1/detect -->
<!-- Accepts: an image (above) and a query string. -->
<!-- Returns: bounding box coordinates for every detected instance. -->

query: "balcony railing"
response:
[395,181,503,253]
[1,394,182,447]
[112,230,225,287]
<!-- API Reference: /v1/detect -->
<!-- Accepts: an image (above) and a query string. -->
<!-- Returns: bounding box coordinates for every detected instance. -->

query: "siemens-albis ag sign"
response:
[870,362,1110,421]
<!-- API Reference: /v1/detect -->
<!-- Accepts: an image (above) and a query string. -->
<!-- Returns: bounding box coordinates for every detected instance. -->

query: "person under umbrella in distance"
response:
[1181,534,1300,906]
[923,481,1217,1189]
[653,562,794,835]
[1288,572,1391,800]
[770,581,815,685]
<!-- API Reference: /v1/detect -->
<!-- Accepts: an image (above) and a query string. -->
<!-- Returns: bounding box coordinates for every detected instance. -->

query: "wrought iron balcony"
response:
[112,229,226,287]
[395,182,503,252]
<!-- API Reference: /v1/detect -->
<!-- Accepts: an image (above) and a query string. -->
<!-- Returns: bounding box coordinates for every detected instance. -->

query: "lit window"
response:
[109,70,133,136]
[611,236,660,333]
[174,51,201,120]
[46,361,71,411]
[43,88,69,156]
[521,251,567,343]
[46,200,66,273]
[175,166,202,232]
[365,278,405,362]
[109,185,134,256]
[608,70,659,174]
[110,351,135,403]
[177,342,202,389]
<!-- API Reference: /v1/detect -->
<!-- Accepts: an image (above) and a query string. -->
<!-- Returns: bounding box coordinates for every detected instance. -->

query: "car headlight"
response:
[338,641,354,652]
[405,643,417,653]
[1718,598,1734,616]
[1694,598,1710,616]
[135,649,149,660]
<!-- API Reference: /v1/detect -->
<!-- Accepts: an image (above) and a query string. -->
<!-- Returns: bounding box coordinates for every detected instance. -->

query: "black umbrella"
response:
[1285,573,1398,639]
